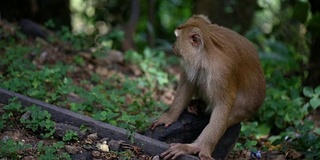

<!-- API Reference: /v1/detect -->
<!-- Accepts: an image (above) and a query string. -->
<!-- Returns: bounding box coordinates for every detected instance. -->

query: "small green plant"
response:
[20,106,55,138]
[71,73,167,132]
[277,86,320,159]
[1,26,170,135]
[0,138,32,159]
[37,141,71,160]
[63,130,79,141]
[80,125,90,133]
[73,55,85,66]
[125,48,170,89]
[233,122,262,152]
[263,86,320,158]
[268,120,320,159]
[303,86,320,110]
[0,45,76,104]
[0,98,71,159]
[44,19,56,29]
[0,98,22,130]
[1,98,56,139]
[57,26,93,50]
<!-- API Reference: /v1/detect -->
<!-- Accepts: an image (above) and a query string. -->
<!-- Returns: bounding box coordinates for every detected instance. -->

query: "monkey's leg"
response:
[213,123,241,160]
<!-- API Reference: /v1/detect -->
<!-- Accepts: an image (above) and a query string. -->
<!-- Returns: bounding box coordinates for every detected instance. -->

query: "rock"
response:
[97,141,109,152]
[1,131,23,141]
[108,139,122,151]
[91,150,101,157]
[20,111,32,120]
[1,135,10,141]
[286,149,302,159]
[54,123,85,140]
[144,99,241,160]
[85,133,98,144]
[70,151,92,160]
[144,104,210,143]
[23,156,36,160]
[78,51,92,60]
[152,155,160,160]
[87,133,98,140]
[95,66,109,76]
[65,145,84,154]
[19,19,48,40]
[95,50,124,65]
[107,50,124,63]
[82,144,94,150]
[67,92,85,104]
[99,137,110,143]
[129,64,142,76]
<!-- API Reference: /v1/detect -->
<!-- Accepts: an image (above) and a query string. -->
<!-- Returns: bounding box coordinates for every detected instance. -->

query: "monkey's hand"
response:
[150,113,178,130]
[187,99,206,116]
[187,104,199,116]
[161,143,214,160]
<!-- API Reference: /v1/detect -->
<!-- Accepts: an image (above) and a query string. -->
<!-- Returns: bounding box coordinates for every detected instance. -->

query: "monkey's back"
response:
[208,24,266,122]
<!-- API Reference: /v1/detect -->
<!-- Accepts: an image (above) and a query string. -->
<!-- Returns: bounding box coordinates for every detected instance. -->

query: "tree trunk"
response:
[306,0,320,87]
[147,0,156,47]
[121,0,140,51]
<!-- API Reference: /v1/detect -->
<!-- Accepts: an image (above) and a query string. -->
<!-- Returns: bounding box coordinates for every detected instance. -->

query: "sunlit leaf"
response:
[303,87,313,98]
[310,97,320,109]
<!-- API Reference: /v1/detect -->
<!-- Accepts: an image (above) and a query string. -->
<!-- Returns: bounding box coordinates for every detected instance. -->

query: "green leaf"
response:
[302,103,310,113]
[268,135,282,144]
[249,140,258,146]
[310,97,320,109]
[314,127,320,135]
[53,141,64,149]
[303,87,313,97]
[257,123,271,136]
[315,86,320,95]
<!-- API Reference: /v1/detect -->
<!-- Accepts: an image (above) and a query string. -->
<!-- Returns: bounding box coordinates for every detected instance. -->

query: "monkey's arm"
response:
[151,72,195,130]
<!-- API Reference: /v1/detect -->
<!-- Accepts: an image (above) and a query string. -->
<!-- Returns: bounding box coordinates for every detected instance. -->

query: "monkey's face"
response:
[173,27,204,61]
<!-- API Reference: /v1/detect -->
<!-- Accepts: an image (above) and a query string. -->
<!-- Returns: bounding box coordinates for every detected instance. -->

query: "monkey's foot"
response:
[161,143,200,160]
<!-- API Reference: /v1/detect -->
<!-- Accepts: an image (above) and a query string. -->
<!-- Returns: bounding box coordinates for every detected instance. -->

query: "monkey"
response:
[150,15,266,160]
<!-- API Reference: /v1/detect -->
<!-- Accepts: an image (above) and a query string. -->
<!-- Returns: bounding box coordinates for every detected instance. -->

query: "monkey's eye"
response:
[190,34,200,46]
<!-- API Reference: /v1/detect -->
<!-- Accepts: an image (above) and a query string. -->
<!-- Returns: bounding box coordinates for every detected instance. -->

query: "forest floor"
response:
[0,101,293,160]
[0,19,307,160]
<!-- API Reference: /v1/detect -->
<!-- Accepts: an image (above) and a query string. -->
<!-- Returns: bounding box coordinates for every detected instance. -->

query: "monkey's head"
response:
[173,15,212,65]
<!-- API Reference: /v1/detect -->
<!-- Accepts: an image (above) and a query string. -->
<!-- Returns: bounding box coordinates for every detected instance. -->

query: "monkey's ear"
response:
[190,33,202,47]
[189,27,203,47]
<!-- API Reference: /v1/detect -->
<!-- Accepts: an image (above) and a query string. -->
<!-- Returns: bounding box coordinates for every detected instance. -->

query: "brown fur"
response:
[151,15,266,160]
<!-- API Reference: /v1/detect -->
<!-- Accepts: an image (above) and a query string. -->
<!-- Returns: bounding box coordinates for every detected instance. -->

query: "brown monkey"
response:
[150,15,266,160]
